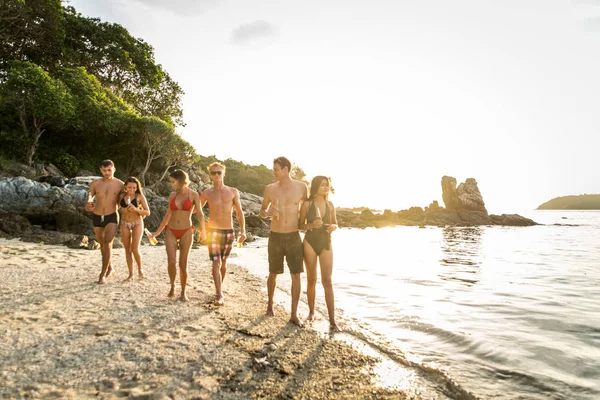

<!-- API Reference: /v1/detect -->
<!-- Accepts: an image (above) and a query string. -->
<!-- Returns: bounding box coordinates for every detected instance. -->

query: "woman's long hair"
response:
[124,176,143,195]
[308,176,333,201]
[170,169,190,187]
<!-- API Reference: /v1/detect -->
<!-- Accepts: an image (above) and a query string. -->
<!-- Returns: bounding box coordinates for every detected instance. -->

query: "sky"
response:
[68,0,600,213]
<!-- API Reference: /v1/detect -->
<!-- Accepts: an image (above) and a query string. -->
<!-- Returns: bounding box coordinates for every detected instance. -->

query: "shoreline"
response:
[0,238,409,399]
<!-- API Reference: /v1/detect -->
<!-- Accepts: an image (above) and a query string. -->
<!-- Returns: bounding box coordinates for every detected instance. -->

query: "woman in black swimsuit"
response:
[118,177,151,281]
[299,175,340,331]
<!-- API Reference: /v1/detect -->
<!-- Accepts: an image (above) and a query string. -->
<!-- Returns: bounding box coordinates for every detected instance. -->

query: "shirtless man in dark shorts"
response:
[85,159,124,284]
[200,162,246,306]
[259,156,308,326]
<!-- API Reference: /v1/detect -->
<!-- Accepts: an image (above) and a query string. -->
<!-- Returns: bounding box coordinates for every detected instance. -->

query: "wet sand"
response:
[0,238,409,399]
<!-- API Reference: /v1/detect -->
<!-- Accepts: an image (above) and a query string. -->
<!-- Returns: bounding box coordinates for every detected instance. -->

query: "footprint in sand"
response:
[183,325,202,332]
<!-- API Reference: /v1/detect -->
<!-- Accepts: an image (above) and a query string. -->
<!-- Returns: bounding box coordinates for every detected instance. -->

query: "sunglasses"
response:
[210,171,222,175]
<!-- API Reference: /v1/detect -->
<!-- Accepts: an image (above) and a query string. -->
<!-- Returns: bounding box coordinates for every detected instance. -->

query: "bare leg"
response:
[290,273,303,327]
[93,227,107,284]
[103,223,117,278]
[320,248,339,331]
[121,225,133,281]
[131,222,144,278]
[95,224,117,284]
[266,273,277,316]
[303,241,318,321]
[165,230,178,297]
[178,229,193,302]
[220,259,228,283]
[212,259,224,305]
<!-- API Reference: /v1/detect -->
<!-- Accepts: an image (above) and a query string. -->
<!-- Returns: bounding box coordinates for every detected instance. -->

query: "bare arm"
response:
[298,201,310,232]
[136,194,151,217]
[152,193,174,237]
[325,201,338,233]
[233,189,246,242]
[302,182,309,202]
[85,180,98,212]
[194,191,207,241]
[259,185,274,218]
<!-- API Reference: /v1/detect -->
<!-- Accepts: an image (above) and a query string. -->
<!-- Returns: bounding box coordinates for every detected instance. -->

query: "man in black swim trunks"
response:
[85,159,124,284]
[259,156,308,326]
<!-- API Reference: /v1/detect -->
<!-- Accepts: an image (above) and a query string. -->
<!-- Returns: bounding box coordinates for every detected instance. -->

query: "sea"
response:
[229,210,600,400]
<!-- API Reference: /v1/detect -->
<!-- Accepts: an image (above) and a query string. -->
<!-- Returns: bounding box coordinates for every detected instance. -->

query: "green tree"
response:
[134,116,175,185]
[57,66,134,134]
[0,0,25,45]
[62,7,184,126]
[0,61,74,165]
[150,134,199,188]
[0,0,65,74]
[291,165,306,182]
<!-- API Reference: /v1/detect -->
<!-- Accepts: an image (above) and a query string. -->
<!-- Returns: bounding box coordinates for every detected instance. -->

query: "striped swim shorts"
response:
[207,228,235,261]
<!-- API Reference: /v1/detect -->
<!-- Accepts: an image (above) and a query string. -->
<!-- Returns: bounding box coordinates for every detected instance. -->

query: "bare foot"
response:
[97,276,107,285]
[138,269,145,279]
[289,316,304,328]
[306,313,315,322]
[330,323,341,332]
[168,287,175,298]
[266,305,275,316]
[179,293,189,302]
[214,297,224,306]
[123,275,133,282]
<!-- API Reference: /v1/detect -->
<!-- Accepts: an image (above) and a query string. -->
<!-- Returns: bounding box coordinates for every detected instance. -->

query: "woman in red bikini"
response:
[118,177,151,281]
[150,169,206,301]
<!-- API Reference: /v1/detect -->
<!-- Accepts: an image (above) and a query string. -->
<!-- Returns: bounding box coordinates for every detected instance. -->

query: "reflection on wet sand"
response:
[439,227,483,286]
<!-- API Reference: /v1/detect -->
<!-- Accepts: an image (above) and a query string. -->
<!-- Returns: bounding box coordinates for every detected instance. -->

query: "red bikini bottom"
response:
[168,225,194,240]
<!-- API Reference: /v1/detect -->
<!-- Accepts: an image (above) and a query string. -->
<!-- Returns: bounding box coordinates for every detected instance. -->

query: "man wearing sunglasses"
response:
[259,156,309,327]
[200,162,247,306]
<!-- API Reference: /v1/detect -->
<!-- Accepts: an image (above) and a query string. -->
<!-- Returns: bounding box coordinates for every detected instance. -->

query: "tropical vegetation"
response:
[0,0,305,195]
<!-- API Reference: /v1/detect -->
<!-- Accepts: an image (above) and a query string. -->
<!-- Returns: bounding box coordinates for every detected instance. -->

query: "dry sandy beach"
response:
[0,238,411,399]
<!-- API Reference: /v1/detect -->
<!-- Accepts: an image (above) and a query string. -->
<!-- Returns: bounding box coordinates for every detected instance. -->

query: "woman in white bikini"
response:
[118,177,151,281]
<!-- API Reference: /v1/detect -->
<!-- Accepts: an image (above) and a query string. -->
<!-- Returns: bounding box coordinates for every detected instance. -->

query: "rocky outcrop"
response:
[441,176,487,213]
[336,175,536,228]
[336,207,536,228]
[0,177,87,214]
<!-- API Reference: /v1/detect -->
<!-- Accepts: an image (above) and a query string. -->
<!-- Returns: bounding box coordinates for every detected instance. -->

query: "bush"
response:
[54,153,80,177]
[0,153,16,169]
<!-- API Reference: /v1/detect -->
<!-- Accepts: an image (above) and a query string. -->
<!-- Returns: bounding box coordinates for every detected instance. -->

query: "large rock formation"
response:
[441,176,487,213]
[335,175,536,228]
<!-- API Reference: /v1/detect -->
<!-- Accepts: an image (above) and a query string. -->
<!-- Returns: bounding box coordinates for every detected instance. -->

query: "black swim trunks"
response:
[92,212,119,228]
[207,228,234,261]
[268,231,304,274]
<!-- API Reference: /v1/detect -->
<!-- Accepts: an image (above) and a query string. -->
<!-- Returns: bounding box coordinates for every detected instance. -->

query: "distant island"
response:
[537,194,600,210]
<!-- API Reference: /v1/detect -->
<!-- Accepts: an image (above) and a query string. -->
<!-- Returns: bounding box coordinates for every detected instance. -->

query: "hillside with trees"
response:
[536,194,600,210]
[0,0,304,196]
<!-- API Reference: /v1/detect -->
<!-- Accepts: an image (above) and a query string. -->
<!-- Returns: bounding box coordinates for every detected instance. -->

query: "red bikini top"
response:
[170,191,193,211]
